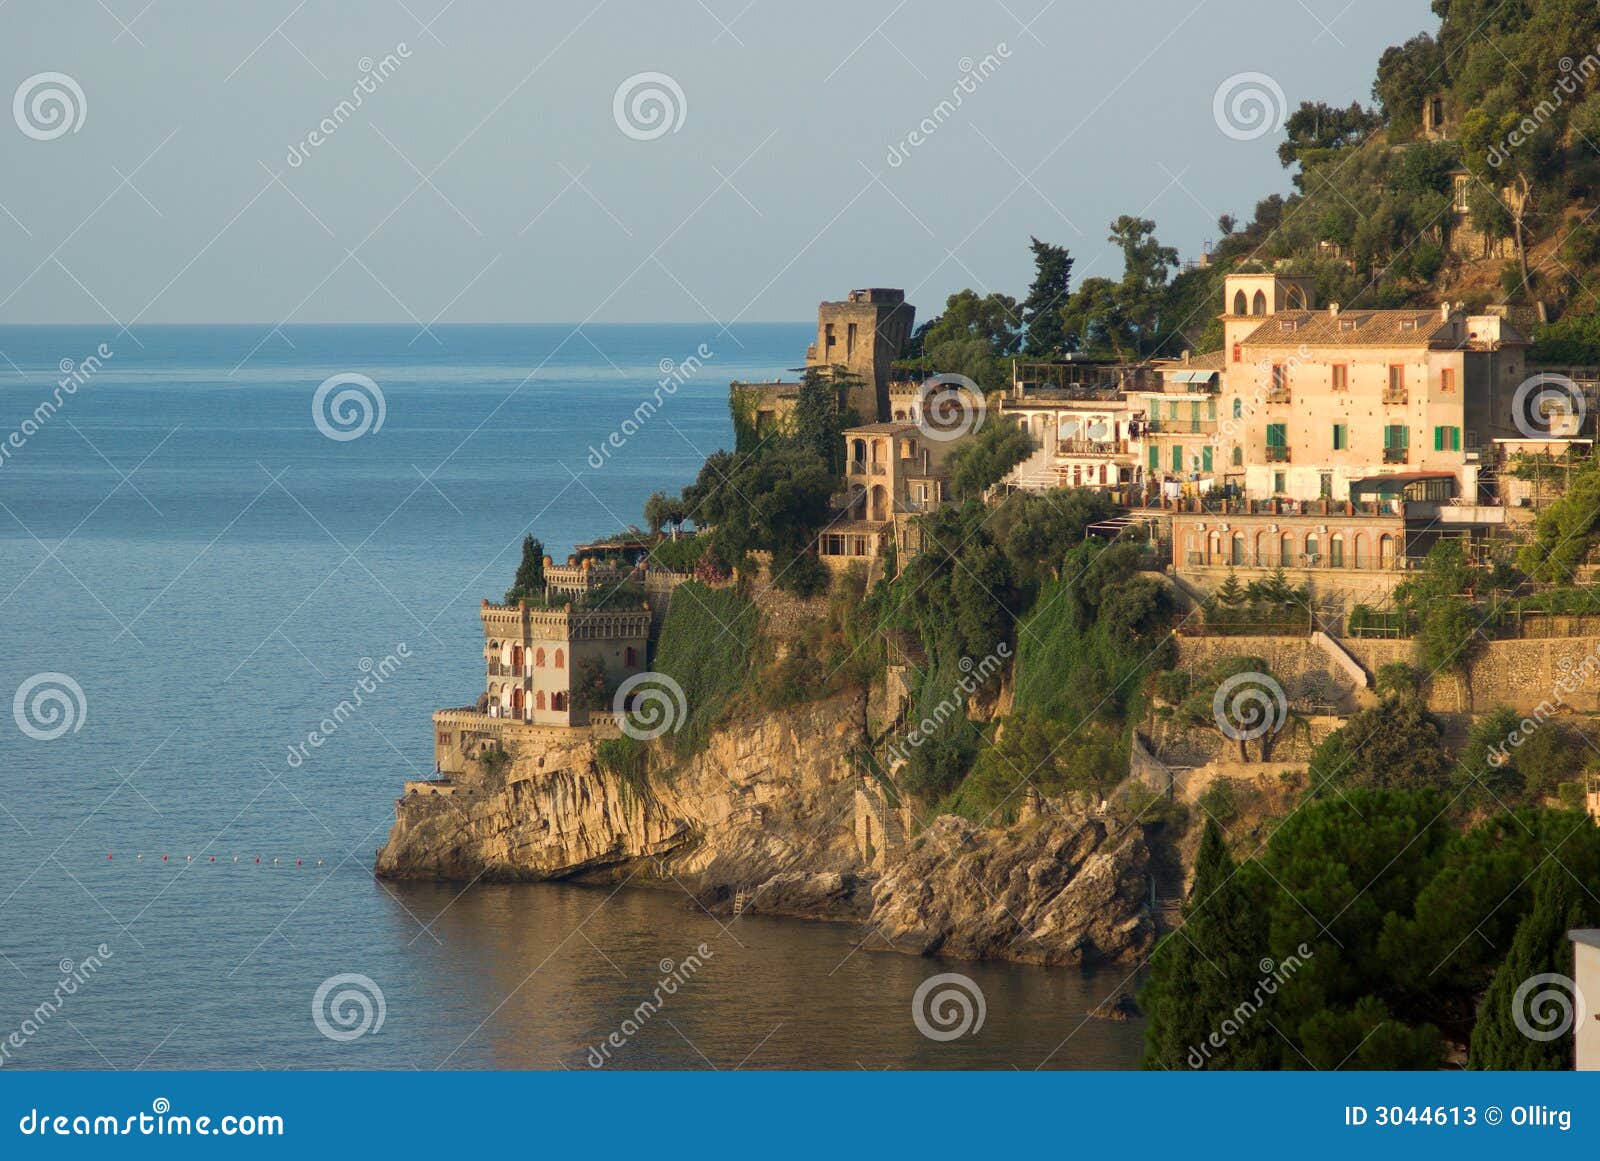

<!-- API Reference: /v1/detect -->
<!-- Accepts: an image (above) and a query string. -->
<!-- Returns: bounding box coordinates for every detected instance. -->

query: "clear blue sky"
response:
[0,0,1436,325]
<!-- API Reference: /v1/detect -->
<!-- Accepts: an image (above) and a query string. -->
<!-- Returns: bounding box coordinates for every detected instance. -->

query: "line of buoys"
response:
[108,854,327,866]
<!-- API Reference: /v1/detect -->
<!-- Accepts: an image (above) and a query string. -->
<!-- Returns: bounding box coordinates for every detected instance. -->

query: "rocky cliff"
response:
[870,811,1154,967]
[375,692,1154,966]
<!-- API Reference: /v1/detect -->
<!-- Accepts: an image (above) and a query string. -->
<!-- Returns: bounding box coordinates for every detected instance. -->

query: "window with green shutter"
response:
[1202,446,1213,472]
[1171,445,1182,472]
[1333,423,1347,450]
[1434,425,1460,451]
[1266,423,1286,447]
[1149,444,1159,471]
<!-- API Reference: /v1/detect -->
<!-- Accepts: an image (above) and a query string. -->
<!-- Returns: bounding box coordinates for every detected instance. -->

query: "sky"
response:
[0,0,1439,326]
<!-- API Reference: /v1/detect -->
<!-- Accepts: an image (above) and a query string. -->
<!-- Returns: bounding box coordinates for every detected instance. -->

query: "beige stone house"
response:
[480,600,649,727]
[820,421,960,570]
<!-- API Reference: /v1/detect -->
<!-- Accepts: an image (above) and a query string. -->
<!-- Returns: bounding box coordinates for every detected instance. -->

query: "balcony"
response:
[1057,438,1128,457]
[1383,448,1409,464]
[847,460,867,476]
[1382,387,1408,405]
[1265,446,1290,463]
[1144,419,1218,435]
[1266,388,1291,404]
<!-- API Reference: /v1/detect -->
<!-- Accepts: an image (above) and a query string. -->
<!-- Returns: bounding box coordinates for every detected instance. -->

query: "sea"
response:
[0,323,1143,1070]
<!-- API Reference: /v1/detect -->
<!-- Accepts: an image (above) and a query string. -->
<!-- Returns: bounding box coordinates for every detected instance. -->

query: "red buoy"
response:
[162,855,168,861]
[107,853,113,860]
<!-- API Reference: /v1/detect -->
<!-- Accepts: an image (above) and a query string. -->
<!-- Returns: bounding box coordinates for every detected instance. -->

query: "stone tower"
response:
[806,288,915,423]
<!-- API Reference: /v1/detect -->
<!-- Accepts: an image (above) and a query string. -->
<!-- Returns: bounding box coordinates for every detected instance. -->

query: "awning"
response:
[1168,370,1218,383]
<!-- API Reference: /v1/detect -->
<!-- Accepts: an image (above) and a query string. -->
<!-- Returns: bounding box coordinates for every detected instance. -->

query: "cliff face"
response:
[375,692,870,901]
[871,812,1154,967]
[376,691,1154,967]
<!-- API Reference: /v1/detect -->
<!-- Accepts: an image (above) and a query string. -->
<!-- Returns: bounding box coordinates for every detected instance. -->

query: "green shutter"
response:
[1452,427,1461,451]
[1202,446,1213,472]
[1266,423,1286,448]
[1172,445,1182,472]
[1148,444,1159,470]
[1434,426,1444,451]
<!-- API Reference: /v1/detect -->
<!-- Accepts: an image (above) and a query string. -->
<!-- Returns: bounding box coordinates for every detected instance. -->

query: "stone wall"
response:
[1178,633,1600,717]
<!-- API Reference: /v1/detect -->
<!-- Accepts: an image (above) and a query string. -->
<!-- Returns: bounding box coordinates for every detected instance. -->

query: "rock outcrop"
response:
[869,810,1155,967]
[377,696,1154,966]
[375,691,869,904]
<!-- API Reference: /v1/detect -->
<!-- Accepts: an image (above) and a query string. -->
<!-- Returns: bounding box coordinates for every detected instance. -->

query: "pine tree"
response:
[1021,236,1074,356]
[1469,861,1588,1070]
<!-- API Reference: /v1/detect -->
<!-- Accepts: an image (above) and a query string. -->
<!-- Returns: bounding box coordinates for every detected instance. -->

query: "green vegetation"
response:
[1470,862,1589,1069]
[1201,568,1312,635]
[946,414,1034,500]
[648,581,759,756]
[1144,795,1600,1069]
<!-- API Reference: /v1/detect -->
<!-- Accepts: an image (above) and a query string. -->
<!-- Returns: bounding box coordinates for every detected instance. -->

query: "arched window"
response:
[1286,286,1306,309]
[1232,398,1243,418]
[535,690,546,710]
[624,646,637,666]
[1329,533,1345,568]
[1231,447,1243,467]
[535,647,545,668]
[1255,531,1268,566]
[1208,532,1222,562]
[1305,533,1320,564]
[1379,535,1396,569]
[1233,290,1247,315]
[1353,533,1368,569]
[552,691,567,711]
[1280,533,1294,567]
[554,648,565,669]
[1231,532,1246,566]
[1251,290,1267,316]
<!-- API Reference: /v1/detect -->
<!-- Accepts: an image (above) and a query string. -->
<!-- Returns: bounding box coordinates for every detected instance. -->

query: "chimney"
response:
[1440,302,1452,322]
[1328,303,1340,316]
[1182,350,1191,365]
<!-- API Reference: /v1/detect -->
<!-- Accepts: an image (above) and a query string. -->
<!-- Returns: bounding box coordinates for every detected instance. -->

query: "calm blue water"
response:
[0,324,1141,1070]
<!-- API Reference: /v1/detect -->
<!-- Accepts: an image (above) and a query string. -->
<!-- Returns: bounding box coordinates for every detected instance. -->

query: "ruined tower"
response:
[805,288,915,423]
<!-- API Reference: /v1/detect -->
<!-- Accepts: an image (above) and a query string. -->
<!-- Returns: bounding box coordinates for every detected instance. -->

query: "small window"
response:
[1232,398,1243,419]
[1231,446,1243,466]
[1232,343,1242,363]
[1273,472,1286,494]
[1440,368,1455,393]
[1331,364,1347,391]
[1433,425,1461,452]
[1332,423,1348,451]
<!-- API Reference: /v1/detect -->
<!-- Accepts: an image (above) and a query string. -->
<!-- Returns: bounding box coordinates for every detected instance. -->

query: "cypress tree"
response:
[507,535,545,603]
[1142,820,1269,1068]
[1469,861,1587,1070]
